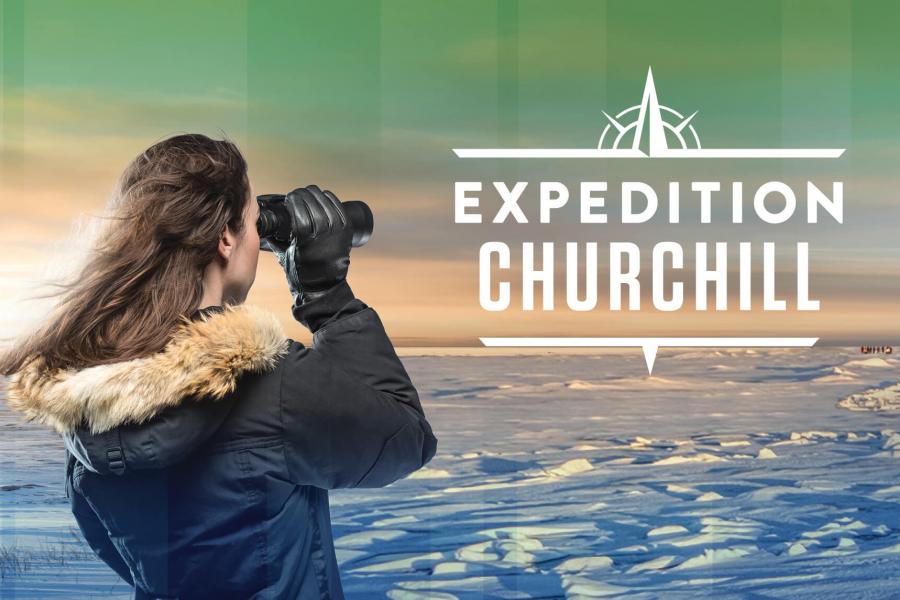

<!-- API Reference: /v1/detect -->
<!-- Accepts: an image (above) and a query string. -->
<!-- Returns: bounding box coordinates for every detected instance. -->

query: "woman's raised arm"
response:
[280,280,437,489]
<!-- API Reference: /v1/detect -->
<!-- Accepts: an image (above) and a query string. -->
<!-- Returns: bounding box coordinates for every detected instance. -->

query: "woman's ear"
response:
[218,225,237,261]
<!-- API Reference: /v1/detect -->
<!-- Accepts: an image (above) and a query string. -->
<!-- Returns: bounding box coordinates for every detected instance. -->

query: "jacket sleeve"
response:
[280,280,437,489]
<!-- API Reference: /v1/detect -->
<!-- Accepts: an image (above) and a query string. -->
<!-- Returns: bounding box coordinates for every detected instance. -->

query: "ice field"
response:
[2,348,899,598]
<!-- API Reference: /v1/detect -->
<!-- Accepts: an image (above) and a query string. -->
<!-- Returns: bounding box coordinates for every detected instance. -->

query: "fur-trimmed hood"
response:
[5,304,289,436]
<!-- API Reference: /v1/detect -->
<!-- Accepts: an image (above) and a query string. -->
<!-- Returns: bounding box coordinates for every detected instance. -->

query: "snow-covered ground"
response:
[2,348,899,598]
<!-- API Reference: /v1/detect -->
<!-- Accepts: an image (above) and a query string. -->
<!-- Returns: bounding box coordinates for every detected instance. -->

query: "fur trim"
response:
[5,304,289,435]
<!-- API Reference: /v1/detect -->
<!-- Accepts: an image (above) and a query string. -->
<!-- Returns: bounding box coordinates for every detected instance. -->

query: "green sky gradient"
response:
[2,0,898,344]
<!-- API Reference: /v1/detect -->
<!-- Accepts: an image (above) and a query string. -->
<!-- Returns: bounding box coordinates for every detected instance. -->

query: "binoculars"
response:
[256,193,374,251]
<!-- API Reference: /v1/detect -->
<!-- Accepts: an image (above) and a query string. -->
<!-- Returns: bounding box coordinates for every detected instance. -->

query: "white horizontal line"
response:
[479,337,819,374]
[660,149,845,158]
[479,337,819,347]
[453,148,845,159]
[453,148,647,158]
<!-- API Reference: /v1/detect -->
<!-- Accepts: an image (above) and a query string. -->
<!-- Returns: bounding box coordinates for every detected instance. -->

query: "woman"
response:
[1,133,437,599]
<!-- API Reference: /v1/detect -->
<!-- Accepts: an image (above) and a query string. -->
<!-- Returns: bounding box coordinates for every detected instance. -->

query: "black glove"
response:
[269,185,353,307]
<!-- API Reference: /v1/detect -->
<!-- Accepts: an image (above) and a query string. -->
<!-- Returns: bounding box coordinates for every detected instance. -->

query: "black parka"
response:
[10,281,437,599]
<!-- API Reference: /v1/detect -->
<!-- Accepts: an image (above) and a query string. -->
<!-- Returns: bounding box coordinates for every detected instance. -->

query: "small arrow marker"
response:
[642,344,659,376]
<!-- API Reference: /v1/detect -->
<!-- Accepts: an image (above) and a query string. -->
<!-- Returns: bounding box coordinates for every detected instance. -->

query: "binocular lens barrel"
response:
[257,195,373,250]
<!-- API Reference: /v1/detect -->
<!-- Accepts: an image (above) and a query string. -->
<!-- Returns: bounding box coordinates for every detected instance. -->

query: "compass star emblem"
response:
[598,67,701,155]
[453,67,844,159]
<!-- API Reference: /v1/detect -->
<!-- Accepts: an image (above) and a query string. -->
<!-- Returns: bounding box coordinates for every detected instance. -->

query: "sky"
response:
[1,0,898,346]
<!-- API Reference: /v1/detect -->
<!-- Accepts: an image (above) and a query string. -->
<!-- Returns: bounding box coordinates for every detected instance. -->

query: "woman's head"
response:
[1,133,258,374]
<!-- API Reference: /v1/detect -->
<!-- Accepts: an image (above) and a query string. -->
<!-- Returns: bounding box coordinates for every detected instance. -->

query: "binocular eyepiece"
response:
[256,194,373,250]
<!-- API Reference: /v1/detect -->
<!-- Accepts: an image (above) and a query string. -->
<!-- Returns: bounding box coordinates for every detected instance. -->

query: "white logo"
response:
[457,68,844,371]
[455,67,844,159]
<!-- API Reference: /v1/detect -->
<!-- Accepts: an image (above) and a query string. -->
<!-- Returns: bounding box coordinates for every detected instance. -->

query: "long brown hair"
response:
[0,133,250,375]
